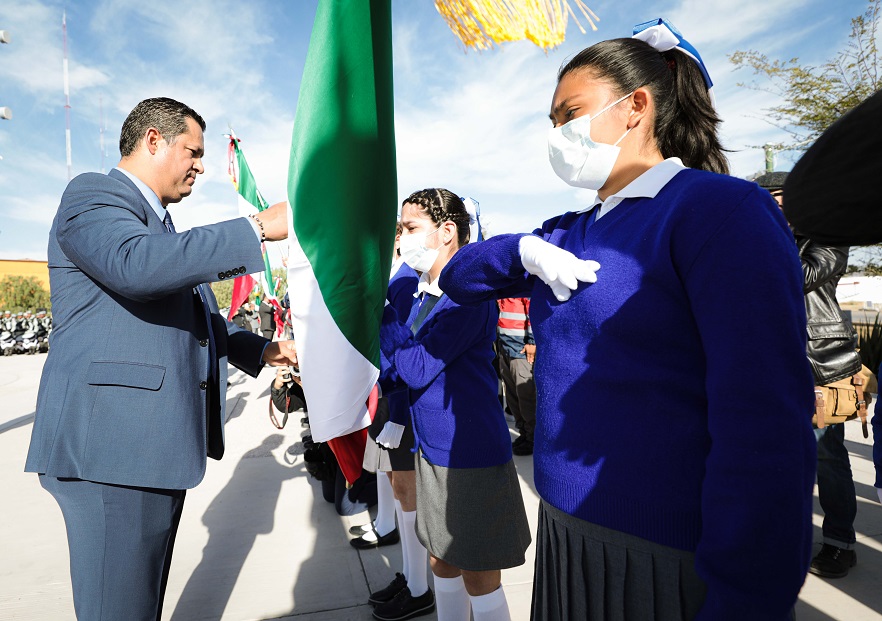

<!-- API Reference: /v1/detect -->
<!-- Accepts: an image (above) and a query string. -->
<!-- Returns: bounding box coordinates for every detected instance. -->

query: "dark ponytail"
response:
[559,38,729,174]
[402,188,471,246]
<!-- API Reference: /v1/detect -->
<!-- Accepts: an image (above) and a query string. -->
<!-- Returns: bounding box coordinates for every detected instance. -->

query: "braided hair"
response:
[402,188,470,246]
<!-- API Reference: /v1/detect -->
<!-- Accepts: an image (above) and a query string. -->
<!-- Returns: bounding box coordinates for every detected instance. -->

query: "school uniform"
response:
[380,273,531,571]
[440,159,817,620]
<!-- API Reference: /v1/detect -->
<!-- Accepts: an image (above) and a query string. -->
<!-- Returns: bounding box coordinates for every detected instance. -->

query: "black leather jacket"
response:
[797,235,862,385]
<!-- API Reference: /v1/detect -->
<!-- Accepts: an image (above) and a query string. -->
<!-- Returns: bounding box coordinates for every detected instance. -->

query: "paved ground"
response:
[1,353,881,620]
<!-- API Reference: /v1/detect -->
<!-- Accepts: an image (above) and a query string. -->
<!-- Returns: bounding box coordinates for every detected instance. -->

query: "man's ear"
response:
[144,127,164,156]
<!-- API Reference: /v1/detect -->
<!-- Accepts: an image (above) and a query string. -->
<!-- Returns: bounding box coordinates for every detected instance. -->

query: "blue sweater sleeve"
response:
[379,300,492,391]
[378,339,408,411]
[388,266,419,320]
[441,214,575,305]
[681,187,817,620]
[440,234,535,304]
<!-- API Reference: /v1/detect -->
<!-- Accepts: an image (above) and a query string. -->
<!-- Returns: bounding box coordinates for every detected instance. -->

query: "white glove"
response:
[877,487,882,504]
[376,421,405,450]
[519,235,600,302]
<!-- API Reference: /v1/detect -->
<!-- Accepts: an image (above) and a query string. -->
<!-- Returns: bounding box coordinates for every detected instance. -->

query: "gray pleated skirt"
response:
[414,452,531,571]
[532,502,707,621]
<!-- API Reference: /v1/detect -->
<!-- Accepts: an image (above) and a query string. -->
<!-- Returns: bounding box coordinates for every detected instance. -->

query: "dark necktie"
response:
[162,211,175,234]
[162,210,217,381]
[411,294,442,335]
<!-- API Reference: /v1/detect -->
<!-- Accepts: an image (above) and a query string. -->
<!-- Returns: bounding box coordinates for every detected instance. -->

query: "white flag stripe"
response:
[286,210,375,441]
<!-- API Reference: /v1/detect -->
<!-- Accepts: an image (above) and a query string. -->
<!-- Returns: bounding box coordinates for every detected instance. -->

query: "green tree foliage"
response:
[210,267,287,311]
[210,280,234,310]
[0,275,51,311]
[730,0,880,148]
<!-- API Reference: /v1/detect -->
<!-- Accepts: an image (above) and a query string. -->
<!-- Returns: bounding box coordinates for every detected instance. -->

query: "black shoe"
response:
[349,521,374,536]
[368,572,408,606]
[513,439,534,456]
[809,544,856,579]
[372,586,435,620]
[350,527,400,549]
[512,435,526,448]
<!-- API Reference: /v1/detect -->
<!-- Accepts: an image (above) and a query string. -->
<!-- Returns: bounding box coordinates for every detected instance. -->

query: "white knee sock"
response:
[470,585,511,621]
[394,499,409,579]
[374,472,396,537]
[400,508,428,596]
[434,575,471,621]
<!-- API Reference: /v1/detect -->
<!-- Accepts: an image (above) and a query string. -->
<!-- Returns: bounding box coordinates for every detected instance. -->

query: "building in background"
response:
[0,259,50,291]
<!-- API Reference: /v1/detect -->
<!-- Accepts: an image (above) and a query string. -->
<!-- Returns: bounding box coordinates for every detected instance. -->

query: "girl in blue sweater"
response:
[376,189,531,621]
[440,19,817,621]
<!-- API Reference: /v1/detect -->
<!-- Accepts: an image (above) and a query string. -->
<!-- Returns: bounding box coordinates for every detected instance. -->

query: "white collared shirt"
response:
[115,167,167,224]
[579,157,686,220]
[414,271,444,298]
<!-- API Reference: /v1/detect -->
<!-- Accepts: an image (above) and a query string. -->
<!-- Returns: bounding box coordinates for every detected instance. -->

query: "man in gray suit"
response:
[25,97,297,620]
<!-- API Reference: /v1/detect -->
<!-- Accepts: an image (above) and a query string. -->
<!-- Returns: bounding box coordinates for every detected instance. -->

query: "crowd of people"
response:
[23,15,882,621]
[0,308,51,355]
[229,297,286,340]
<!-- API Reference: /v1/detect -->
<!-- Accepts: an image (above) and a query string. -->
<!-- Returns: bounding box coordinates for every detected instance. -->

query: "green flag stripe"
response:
[236,144,269,212]
[288,0,397,366]
[234,142,276,299]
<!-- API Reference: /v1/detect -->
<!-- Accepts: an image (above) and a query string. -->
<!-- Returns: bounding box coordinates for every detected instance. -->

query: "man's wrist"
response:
[248,214,266,243]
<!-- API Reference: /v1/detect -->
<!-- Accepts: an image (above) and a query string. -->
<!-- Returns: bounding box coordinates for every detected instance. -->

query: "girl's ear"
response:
[444,220,459,245]
[627,87,652,129]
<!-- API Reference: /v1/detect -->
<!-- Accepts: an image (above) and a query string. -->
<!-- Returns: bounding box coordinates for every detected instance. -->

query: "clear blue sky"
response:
[0,0,871,260]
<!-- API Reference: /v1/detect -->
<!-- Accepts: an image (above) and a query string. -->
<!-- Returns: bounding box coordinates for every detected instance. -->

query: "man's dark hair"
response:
[754,171,789,191]
[119,97,206,157]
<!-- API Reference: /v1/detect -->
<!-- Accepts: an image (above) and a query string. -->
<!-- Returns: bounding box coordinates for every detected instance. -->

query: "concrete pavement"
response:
[1,353,880,620]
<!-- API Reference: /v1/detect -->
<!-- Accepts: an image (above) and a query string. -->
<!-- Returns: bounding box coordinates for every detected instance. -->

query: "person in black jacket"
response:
[259,299,277,340]
[759,172,862,579]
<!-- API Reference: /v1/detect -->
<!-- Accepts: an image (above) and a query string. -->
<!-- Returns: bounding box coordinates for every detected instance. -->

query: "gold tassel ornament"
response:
[434,0,599,51]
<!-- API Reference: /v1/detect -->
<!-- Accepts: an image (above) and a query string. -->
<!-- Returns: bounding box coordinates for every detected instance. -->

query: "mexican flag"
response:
[228,133,278,305]
[286,0,397,471]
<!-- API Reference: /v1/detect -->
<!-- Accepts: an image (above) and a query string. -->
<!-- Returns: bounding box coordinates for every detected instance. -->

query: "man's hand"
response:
[519,235,600,301]
[264,340,297,367]
[254,201,289,242]
[521,343,536,364]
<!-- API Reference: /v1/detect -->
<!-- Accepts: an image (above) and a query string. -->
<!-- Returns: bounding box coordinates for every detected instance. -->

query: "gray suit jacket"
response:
[25,169,268,489]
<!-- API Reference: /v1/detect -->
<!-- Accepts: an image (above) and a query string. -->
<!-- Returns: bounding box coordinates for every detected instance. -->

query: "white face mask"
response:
[399,226,441,273]
[547,92,634,190]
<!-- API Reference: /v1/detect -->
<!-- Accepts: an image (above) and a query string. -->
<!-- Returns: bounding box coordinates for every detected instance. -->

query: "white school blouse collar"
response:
[414,271,444,298]
[390,256,405,279]
[578,157,686,220]
[114,167,167,223]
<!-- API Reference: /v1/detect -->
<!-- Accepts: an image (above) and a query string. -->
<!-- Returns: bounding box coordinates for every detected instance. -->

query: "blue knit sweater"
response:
[379,289,512,469]
[440,168,817,620]
[385,261,419,431]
